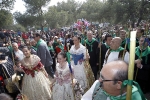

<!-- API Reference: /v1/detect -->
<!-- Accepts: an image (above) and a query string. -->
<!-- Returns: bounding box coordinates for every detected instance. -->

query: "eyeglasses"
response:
[99,72,120,82]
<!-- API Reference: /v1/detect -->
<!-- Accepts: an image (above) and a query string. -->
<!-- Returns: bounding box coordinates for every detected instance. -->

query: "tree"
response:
[14,0,150,29]
[78,0,102,22]
[56,0,81,23]
[22,0,51,31]
[8,24,26,32]
[107,0,150,27]
[45,6,59,29]
[0,9,13,28]
[13,11,37,27]
[0,0,15,10]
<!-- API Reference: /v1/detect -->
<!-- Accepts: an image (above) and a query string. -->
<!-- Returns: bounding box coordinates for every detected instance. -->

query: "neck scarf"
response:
[92,80,146,100]
[58,44,64,50]
[121,39,126,45]
[85,38,96,52]
[135,46,150,64]
[31,46,37,51]
[36,39,44,48]
[110,47,124,52]
[48,46,54,52]
[104,43,109,49]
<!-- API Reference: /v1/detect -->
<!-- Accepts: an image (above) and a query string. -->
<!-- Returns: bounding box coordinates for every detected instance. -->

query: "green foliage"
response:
[14,0,150,29]
[0,9,13,28]
[45,6,58,29]
[22,0,51,30]
[13,12,37,27]
[8,24,26,32]
[0,0,15,10]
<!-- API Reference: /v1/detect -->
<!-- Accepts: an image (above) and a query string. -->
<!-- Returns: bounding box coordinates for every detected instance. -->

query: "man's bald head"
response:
[102,60,128,83]
[100,60,128,95]
[114,37,122,45]
[110,37,122,50]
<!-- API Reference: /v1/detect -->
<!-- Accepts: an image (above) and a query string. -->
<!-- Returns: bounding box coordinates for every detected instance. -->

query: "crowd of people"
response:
[0,25,149,100]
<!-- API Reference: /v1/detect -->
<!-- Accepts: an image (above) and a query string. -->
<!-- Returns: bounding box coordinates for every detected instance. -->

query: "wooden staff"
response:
[126,31,136,100]
[146,24,149,38]
[84,42,90,89]
[8,38,15,64]
[122,26,131,59]
[98,29,102,71]
[84,40,95,88]
[9,37,27,100]
[134,49,142,81]
[67,45,76,100]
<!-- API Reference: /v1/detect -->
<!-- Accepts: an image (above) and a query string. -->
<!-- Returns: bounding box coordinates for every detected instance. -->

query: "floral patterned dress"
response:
[52,63,75,100]
[21,55,52,100]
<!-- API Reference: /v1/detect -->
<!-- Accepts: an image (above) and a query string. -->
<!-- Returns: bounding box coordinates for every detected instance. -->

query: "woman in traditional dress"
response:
[52,51,74,100]
[14,46,52,100]
[52,51,83,100]
[69,36,89,90]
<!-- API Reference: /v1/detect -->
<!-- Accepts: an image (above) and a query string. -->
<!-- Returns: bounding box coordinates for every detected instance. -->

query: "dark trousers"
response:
[136,78,150,94]
[45,65,54,78]
[52,58,56,72]
[91,66,98,80]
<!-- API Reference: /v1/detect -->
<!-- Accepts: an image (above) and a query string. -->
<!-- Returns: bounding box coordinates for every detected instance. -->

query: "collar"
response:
[104,43,110,49]
[110,47,124,52]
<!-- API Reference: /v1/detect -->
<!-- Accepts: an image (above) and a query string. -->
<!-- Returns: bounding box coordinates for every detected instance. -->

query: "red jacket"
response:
[22,33,28,39]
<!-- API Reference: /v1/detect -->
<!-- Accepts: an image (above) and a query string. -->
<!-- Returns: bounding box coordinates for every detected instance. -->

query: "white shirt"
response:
[14,50,24,61]
[103,51,129,66]
[81,80,99,100]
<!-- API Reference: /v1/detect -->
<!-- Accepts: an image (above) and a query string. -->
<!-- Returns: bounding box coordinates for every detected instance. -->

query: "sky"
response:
[12,0,86,13]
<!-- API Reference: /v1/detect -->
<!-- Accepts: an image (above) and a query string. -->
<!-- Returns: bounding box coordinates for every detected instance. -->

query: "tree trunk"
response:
[41,24,44,32]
